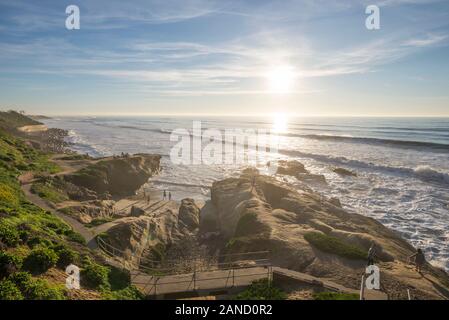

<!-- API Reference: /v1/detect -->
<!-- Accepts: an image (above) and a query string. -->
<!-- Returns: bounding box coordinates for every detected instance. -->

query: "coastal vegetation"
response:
[303,232,367,260]
[0,110,40,131]
[0,112,142,300]
[312,291,359,300]
[234,279,286,300]
[30,181,69,204]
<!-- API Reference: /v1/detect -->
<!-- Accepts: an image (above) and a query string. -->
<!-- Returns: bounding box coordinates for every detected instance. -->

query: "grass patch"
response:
[304,232,366,260]
[234,212,270,237]
[85,217,113,228]
[235,279,286,300]
[59,154,90,161]
[313,291,359,300]
[31,182,68,204]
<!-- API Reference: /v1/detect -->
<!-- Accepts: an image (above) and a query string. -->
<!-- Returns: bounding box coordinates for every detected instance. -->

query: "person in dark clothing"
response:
[168,192,172,201]
[250,175,256,192]
[163,190,166,200]
[367,242,376,266]
[409,248,426,273]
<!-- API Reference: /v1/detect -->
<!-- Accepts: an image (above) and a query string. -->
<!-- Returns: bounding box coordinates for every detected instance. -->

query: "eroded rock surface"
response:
[103,199,202,269]
[65,154,161,198]
[275,160,326,184]
[200,170,449,299]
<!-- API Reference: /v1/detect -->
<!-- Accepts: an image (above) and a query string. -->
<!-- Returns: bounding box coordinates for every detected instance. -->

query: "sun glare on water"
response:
[272,113,288,133]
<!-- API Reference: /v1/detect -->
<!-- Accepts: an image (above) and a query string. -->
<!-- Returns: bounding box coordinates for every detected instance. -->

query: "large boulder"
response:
[275,160,309,176]
[65,154,161,198]
[275,160,326,184]
[178,198,200,231]
[199,170,449,299]
[333,167,357,177]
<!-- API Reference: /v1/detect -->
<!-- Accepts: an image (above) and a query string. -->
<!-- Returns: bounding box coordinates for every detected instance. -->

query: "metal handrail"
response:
[96,235,271,273]
[132,270,271,287]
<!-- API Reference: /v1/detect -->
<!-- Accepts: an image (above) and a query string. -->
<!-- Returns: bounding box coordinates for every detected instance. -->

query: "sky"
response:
[0,0,448,116]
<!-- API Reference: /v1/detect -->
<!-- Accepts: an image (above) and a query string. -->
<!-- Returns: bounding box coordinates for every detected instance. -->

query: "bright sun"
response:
[272,112,288,133]
[266,65,296,94]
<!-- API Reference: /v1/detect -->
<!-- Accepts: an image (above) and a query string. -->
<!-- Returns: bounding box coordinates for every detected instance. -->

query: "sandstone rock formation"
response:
[275,160,326,184]
[200,169,449,299]
[64,154,160,198]
[333,167,357,177]
[178,198,200,231]
[102,199,201,269]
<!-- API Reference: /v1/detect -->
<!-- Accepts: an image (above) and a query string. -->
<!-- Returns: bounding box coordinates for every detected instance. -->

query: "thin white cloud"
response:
[403,34,447,47]
[1,0,448,97]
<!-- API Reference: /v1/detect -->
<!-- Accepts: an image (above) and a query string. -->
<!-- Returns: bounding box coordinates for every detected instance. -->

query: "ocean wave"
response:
[413,166,449,184]
[283,133,449,151]
[279,148,449,186]
[66,130,107,157]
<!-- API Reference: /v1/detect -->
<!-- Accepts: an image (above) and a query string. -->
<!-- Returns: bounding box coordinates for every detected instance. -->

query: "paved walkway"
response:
[272,267,388,300]
[19,173,98,249]
[131,266,270,296]
[128,265,388,299]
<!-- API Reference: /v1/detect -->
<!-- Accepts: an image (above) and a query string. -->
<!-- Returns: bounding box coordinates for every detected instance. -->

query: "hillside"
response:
[0,112,142,300]
[0,111,40,133]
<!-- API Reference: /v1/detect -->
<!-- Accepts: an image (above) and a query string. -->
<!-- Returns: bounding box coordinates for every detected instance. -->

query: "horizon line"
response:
[30,112,449,118]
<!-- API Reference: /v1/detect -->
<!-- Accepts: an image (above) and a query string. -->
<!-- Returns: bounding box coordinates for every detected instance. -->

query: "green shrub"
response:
[304,232,366,260]
[65,230,86,245]
[8,272,33,292]
[53,245,78,269]
[0,223,20,246]
[0,252,22,279]
[9,272,65,300]
[26,236,53,248]
[0,280,23,300]
[81,259,109,290]
[235,279,286,300]
[108,267,130,291]
[24,279,66,300]
[23,247,58,274]
[102,286,143,300]
[313,291,359,300]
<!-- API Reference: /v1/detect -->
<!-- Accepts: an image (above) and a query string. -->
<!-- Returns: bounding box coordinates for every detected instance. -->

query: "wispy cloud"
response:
[1,0,448,99]
[403,34,447,47]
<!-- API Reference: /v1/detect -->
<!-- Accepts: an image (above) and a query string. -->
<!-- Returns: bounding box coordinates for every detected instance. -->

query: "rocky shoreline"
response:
[16,116,449,300]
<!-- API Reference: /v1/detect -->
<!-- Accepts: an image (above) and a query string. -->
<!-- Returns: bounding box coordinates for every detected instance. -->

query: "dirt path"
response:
[19,173,98,250]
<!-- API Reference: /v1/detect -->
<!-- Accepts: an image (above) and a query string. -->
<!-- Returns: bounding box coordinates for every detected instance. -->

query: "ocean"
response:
[42,116,449,271]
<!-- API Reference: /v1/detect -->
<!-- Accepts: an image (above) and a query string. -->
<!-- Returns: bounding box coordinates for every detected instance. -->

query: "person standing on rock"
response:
[367,242,376,266]
[250,175,256,192]
[163,190,166,200]
[169,192,172,201]
[409,248,426,273]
